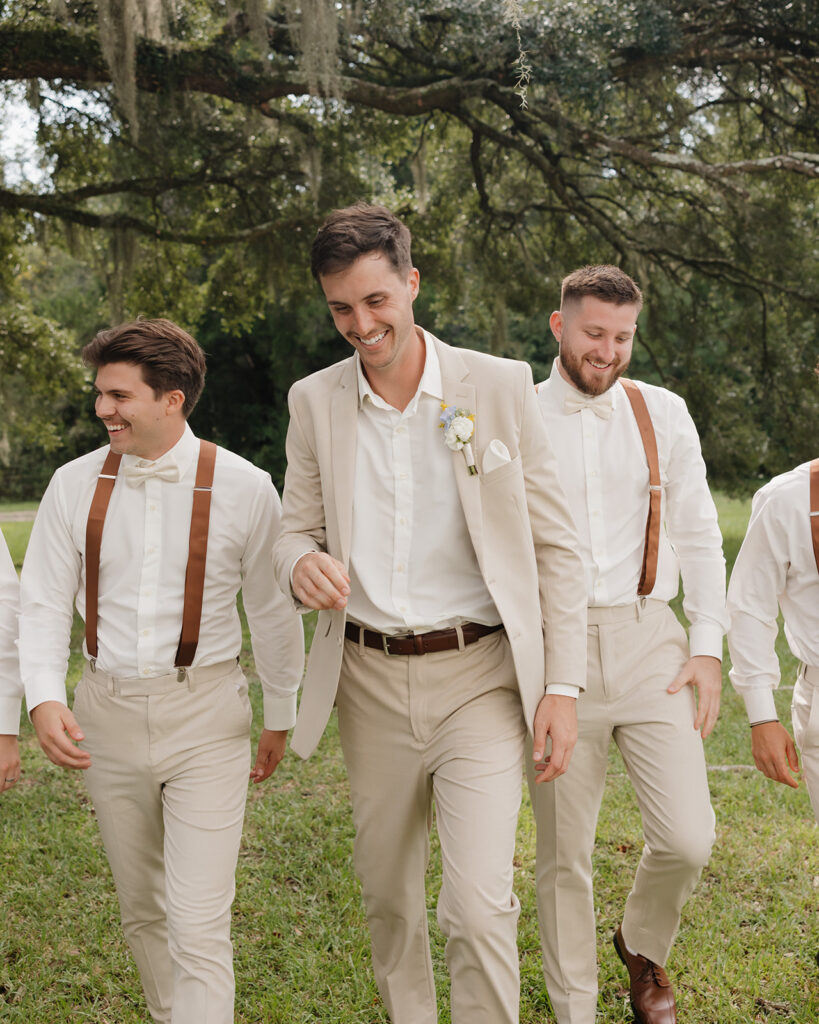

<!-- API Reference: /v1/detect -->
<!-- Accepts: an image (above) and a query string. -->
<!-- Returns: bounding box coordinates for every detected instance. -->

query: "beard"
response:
[559,345,630,396]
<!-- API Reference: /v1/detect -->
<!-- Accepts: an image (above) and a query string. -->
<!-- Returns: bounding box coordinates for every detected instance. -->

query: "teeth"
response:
[106,424,126,432]
[589,360,611,369]
[359,330,387,346]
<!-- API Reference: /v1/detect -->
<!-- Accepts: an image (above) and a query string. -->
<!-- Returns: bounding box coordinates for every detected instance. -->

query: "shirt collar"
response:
[355,329,443,413]
[547,357,622,413]
[121,422,199,476]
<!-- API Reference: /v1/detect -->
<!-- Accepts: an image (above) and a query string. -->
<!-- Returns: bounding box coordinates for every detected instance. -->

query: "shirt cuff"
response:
[687,622,724,661]
[0,696,22,735]
[263,691,298,732]
[742,688,778,725]
[545,683,580,699]
[24,676,69,715]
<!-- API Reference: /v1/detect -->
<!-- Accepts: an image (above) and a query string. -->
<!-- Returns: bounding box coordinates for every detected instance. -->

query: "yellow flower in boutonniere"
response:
[439,403,478,476]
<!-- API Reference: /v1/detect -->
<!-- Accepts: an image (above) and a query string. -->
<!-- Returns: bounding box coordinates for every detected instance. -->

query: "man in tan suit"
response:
[272,203,588,1024]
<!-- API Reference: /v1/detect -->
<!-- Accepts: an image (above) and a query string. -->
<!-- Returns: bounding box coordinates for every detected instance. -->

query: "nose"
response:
[96,394,115,418]
[596,336,616,362]
[351,305,376,337]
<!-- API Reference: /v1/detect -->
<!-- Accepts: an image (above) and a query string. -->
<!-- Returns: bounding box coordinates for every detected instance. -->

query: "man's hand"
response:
[532,694,578,784]
[250,729,288,784]
[292,552,350,611]
[667,655,722,737]
[0,735,21,793]
[30,701,91,770]
[751,721,800,789]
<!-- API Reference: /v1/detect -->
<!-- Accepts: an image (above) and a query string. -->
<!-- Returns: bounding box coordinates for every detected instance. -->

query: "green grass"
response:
[2,495,817,1023]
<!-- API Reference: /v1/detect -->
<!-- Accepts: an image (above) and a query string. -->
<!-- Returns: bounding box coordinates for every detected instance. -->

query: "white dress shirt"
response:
[727,461,819,723]
[347,332,500,633]
[0,530,22,735]
[20,425,304,730]
[538,360,726,657]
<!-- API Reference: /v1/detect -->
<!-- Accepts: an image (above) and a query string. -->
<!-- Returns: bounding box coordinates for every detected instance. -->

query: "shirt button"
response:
[149,504,157,512]
[141,629,150,636]
[396,564,405,573]
[141,669,150,677]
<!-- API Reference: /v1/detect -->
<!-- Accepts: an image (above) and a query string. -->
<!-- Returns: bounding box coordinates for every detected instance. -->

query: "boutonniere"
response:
[439,403,478,475]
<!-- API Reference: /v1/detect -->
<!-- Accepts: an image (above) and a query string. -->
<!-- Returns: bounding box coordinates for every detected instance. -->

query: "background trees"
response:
[1,0,817,494]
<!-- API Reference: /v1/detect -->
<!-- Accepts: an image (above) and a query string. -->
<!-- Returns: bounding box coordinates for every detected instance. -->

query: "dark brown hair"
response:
[82,318,206,417]
[561,265,643,311]
[311,202,413,279]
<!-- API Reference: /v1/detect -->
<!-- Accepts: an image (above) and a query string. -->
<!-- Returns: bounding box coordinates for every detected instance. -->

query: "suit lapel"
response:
[330,359,359,565]
[436,338,484,560]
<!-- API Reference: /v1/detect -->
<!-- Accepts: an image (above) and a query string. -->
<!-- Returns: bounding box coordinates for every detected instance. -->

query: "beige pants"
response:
[527,600,715,1024]
[335,628,526,1024]
[792,664,819,823]
[73,660,251,1024]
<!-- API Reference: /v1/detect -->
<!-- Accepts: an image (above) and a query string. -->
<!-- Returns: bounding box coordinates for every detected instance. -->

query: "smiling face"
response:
[319,251,423,384]
[550,295,639,396]
[93,361,186,460]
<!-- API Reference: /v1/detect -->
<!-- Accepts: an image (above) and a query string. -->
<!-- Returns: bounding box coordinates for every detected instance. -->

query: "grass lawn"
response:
[1,495,817,1023]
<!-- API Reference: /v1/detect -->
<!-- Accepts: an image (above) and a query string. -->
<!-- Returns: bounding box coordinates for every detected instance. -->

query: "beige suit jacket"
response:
[273,334,588,758]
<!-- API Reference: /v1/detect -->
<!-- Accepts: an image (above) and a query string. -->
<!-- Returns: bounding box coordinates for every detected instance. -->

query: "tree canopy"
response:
[1,0,817,493]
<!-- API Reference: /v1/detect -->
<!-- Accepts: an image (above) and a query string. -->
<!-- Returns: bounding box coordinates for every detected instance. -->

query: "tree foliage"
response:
[1,0,818,492]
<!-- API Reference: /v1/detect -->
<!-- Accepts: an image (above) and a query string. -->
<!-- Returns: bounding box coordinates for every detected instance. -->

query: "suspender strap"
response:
[85,450,124,659]
[620,379,662,596]
[810,458,819,576]
[175,440,217,667]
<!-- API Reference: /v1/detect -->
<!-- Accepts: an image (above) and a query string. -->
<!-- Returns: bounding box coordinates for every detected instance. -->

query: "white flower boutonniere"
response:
[439,403,478,476]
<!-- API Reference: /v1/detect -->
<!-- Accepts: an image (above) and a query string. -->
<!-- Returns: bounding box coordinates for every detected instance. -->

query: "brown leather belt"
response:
[344,621,504,656]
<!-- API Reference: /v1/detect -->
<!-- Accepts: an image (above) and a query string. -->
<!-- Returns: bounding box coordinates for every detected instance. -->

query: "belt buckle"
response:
[382,632,411,656]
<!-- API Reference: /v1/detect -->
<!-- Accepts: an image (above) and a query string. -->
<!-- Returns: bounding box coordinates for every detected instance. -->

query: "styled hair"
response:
[311,202,413,279]
[82,318,207,417]
[560,265,643,311]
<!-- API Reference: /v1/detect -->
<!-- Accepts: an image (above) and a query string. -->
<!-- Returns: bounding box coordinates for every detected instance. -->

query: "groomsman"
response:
[19,319,304,1024]
[727,362,819,820]
[531,265,727,1024]
[272,203,588,1024]
[0,529,22,794]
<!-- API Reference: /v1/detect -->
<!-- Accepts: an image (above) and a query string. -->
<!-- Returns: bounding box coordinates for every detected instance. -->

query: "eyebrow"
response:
[327,291,386,307]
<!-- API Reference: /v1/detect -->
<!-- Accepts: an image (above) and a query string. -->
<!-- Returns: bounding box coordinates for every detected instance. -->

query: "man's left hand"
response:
[532,694,578,784]
[0,735,21,794]
[250,729,288,784]
[667,655,722,737]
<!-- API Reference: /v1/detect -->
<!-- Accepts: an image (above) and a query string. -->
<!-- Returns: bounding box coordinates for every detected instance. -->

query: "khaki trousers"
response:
[792,664,819,824]
[73,660,251,1024]
[335,628,526,1024]
[527,600,715,1024]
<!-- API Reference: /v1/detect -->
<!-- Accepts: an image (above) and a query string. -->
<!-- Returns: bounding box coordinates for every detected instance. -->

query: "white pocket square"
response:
[482,439,511,474]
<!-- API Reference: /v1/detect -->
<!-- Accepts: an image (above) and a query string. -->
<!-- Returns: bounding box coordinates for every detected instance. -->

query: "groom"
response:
[272,202,588,1024]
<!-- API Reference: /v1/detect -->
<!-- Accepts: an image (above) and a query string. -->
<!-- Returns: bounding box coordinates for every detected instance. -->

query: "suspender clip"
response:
[177,667,187,682]
[89,657,97,673]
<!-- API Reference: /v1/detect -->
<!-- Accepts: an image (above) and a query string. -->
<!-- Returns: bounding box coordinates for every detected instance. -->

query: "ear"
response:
[164,389,186,416]
[548,310,563,343]
[408,267,420,301]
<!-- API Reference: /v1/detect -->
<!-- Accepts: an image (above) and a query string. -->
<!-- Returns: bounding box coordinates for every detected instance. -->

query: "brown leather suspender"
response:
[619,379,662,596]
[810,458,819,575]
[175,440,217,666]
[85,449,124,660]
[84,439,217,668]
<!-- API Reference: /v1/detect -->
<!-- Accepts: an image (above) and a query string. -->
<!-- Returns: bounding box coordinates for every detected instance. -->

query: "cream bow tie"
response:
[563,391,614,420]
[124,460,181,487]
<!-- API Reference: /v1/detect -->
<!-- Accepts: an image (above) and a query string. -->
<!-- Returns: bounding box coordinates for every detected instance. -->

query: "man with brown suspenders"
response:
[531,266,727,1024]
[18,319,304,1024]
[727,361,819,825]
[0,529,22,795]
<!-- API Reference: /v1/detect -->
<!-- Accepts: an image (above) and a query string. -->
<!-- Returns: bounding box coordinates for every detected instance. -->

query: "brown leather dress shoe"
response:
[613,926,677,1024]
